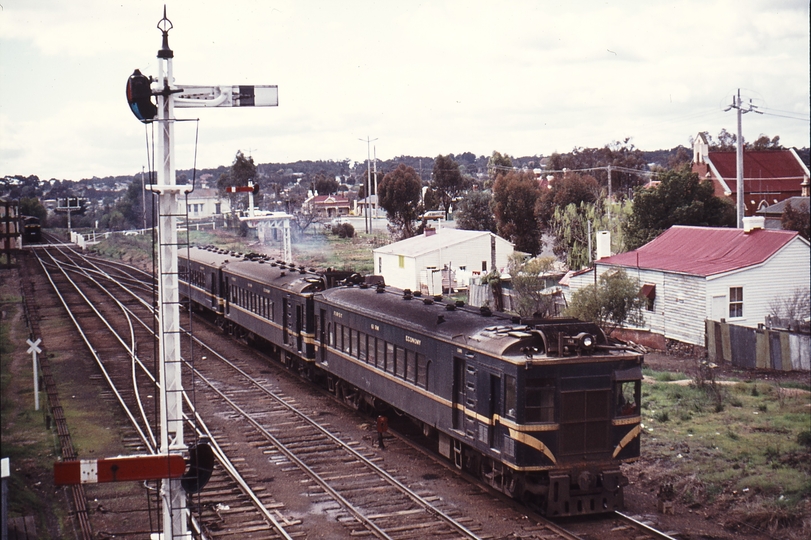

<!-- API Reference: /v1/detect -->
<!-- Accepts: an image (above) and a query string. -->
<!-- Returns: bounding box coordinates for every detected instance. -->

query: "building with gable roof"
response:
[755,196,810,230]
[691,132,810,215]
[373,226,514,294]
[563,219,810,347]
[302,194,351,218]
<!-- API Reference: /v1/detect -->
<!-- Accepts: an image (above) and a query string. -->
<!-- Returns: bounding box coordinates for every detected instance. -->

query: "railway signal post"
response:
[125,8,278,538]
[26,338,41,411]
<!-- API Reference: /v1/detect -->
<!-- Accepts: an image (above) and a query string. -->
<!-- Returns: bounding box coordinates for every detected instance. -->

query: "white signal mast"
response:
[133,8,278,538]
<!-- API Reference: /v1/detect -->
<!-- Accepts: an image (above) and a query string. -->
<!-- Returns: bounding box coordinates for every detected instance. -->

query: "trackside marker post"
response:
[26,338,41,411]
[54,454,186,485]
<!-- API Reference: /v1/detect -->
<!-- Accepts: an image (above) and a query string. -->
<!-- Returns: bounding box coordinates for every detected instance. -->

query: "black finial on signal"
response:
[157,5,174,59]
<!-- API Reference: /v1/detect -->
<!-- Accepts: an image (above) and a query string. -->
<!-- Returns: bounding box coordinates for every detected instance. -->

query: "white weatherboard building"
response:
[373,227,514,294]
[564,220,810,347]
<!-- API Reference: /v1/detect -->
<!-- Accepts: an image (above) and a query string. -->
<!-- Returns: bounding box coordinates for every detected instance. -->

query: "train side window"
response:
[358,333,367,361]
[406,351,417,383]
[368,337,376,365]
[328,323,334,346]
[504,375,517,418]
[417,357,430,388]
[377,339,386,370]
[343,326,351,354]
[395,346,406,378]
[386,343,395,374]
[525,378,555,423]
[615,381,640,416]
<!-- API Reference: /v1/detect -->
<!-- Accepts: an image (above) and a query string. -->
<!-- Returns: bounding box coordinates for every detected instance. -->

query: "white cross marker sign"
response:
[27,338,42,411]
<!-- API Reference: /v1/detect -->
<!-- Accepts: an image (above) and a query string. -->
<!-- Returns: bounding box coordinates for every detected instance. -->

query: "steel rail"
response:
[34,250,156,452]
[615,511,679,539]
[42,249,294,540]
[184,340,483,540]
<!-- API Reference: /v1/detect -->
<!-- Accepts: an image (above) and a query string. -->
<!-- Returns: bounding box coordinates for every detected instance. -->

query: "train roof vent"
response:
[455,300,465,307]
[433,294,443,302]
[423,297,434,305]
[445,303,456,311]
[413,290,423,297]
[480,306,492,317]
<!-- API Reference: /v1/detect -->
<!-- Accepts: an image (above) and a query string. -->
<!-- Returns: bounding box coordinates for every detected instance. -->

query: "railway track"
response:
[26,243,681,540]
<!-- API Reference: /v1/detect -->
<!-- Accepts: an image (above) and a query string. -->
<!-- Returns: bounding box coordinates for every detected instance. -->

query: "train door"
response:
[489,374,501,450]
[319,309,327,363]
[453,357,464,431]
[452,357,478,440]
[210,271,218,309]
[295,304,303,352]
[282,298,289,345]
[224,276,230,315]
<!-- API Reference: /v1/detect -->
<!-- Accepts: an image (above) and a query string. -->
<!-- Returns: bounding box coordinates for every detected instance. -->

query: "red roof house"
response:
[302,194,351,218]
[691,133,810,215]
[564,221,810,347]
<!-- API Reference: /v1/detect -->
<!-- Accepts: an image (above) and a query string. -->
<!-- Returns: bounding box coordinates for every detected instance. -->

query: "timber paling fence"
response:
[706,318,810,371]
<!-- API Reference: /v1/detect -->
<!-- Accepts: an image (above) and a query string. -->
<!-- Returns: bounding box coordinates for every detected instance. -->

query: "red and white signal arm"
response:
[54,454,185,485]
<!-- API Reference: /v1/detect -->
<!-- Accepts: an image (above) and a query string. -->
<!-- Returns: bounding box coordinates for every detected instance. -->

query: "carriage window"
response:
[368,336,376,364]
[386,343,395,374]
[504,375,517,418]
[343,326,351,353]
[615,381,640,416]
[377,339,386,370]
[395,346,406,378]
[358,333,367,361]
[417,357,429,388]
[406,351,417,383]
[525,378,555,423]
[349,329,357,356]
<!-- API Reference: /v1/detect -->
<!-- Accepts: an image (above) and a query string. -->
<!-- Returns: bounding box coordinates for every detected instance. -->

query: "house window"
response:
[482,261,487,272]
[729,287,743,318]
[398,255,404,268]
[379,257,382,273]
[215,203,221,214]
[640,284,656,312]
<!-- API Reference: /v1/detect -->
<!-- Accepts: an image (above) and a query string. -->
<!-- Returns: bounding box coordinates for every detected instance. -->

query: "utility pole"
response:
[373,146,378,219]
[359,136,377,233]
[725,88,762,228]
[141,166,147,231]
[606,165,612,221]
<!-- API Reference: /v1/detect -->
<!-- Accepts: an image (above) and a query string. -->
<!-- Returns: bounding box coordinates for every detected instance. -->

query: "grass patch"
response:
[640,375,811,524]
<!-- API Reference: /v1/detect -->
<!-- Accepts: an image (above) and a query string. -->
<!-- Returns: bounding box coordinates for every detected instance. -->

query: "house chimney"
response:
[742,216,765,233]
[595,231,611,260]
[425,227,436,237]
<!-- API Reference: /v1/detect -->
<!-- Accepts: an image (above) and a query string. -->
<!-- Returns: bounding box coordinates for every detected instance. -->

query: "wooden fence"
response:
[706,319,810,371]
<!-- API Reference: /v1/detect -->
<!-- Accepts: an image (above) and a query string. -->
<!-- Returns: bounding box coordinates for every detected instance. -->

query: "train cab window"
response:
[525,378,555,423]
[615,381,640,416]
[504,375,517,418]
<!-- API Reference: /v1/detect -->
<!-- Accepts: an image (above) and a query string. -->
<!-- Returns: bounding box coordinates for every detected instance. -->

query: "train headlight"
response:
[576,332,595,352]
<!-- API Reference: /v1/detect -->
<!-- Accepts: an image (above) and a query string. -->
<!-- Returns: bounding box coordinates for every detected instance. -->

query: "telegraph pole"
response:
[359,136,377,233]
[725,88,762,228]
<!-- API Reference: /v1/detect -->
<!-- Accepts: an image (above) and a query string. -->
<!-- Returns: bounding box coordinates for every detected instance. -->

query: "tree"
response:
[535,172,600,228]
[217,151,257,219]
[431,154,470,218]
[565,268,644,335]
[19,197,48,225]
[549,200,631,271]
[487,151,513,188]
[493,170,542,255]
[622,165,736,250]
[456,190,497,233]
[378,163,422,239]
[782,199,810,240]
[508,254,558,318]
[314,173,339,196]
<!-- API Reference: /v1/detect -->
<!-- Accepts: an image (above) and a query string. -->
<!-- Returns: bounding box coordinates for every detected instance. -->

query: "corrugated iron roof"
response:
[597,225,800,277]
[707,151,807,195]
[373,228,512,258]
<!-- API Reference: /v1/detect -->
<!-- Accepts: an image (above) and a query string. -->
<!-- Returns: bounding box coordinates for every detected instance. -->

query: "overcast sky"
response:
[1,0,809,181]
